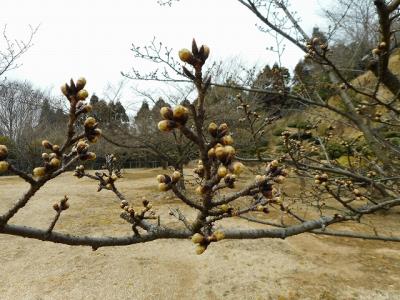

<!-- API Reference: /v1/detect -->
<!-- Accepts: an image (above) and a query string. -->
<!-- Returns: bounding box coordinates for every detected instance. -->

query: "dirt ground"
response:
[0,168,399,300]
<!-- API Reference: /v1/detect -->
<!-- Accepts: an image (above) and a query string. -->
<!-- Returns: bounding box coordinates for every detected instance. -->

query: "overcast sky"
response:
[2,0,326,112]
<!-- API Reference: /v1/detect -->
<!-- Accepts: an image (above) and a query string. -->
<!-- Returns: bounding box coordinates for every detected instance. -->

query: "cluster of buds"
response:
[178,39,210,68]
[266,160,288,184]
[207,122,244,178]
[104,154,122,178]
[53,196,69,211]
[61,77,99,141]
[100,172,119,190]
[73,165,85,178]
[72,139,96,161]
[158,105,189,132]
[367,171,377,177]
[61,77,89,102]
[314,173,329,186]
[352,188,366,201]
[33,140,63,177]
[156,171,182,192]
[236,94,260,117]
[372,42,387,56]
[373,111,382,122]
[340,140,350,148]
[335,179,354,188]
[191,230,225,255]
[304,37,328,59]
[219,204,233,214]
[255,204,270,214]
[0,145,9,173]
[310,145,319,153]
[84,117,102,143]
[355,104,368,115]
[120,199,156,222]
[121,199,149,215]
[282,133,306,158]
[255,160,287,201]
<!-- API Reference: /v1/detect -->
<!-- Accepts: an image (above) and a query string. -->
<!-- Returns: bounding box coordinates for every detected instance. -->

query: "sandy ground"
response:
[0,168,400,300]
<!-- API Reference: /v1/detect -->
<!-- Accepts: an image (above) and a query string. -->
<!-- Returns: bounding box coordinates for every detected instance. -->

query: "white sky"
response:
[1,0,325,112]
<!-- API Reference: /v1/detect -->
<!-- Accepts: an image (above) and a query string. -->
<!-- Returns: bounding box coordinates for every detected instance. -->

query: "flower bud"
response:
[320,173,328,181]
[270,160,279,168]
[76,140,88,153]
[0,145,8,160]
[61,202,70,210]
[217,166,228,178]
[77,89,89,100]
[0,161,9,173]
[208,147,216,159]
[42,140,52,149]
[221,135,234,145]
[83,104,93,113]
[157,174,166,183]
[218,123,228,136]
[191,233,205,244]
[179,48,193,63]
[61,84,68,96]
[49,158,61,168]
[158,120,176,132]
[173,105,189,124]
[220,204,229,212]
[378,42,387,50]
[208,122,218,137]
[94,128,102,137]
[213,231,225,241]
[42,153,49,160]
[171,171,182,183]
[53,203,60,211]
[86,152,96,161]
[274,175,285,184]
[76,77,86,90]
[224,145,236,160]
[215,146,226,161]
[372,48,381,56]
[230,162,244,175]
[33,167,46,177]
[84,117,97,129]
[158,182,169,192]
[195,244,206,255]
[255,175,267,183]
[195,186,206,195]
[202,45,210,60]
[312,37,320,44]
[160,107,173,120]
[52,145,60,152]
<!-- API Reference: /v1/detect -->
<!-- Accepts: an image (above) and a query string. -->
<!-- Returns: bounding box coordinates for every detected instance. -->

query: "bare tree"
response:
[0,37,399,255]
[0,80,45,141]
[0,25,38,79]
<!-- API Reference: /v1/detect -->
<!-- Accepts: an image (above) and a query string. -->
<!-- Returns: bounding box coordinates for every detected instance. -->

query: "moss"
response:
[287,120,311,129]
[389,137,400,146]
[325,142,347,159]
[384,131,400,139]
[272,127,286,137]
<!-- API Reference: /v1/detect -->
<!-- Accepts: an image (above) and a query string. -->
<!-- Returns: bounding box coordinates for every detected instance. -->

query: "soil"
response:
[0,168,399,300]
